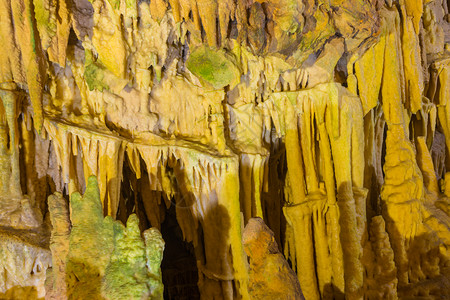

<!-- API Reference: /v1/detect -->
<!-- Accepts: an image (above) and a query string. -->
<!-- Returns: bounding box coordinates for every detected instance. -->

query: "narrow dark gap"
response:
[262,137,288,261]
[117,155,140,225]
[227,17,238,40]
[409,113,421,142]
[381,125,387,179]
[161,199,200,300]
[216,16,221,47]
[199,19,207,44]
[17,114,27,195]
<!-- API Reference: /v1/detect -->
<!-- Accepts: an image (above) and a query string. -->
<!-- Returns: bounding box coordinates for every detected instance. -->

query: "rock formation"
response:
[0,0,448,299]
[45,176,164,299]
[243,217,304,299]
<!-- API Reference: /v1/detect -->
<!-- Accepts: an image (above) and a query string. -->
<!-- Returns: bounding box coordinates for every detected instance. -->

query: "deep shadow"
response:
[171,158,234,299]
[261,139,288,250]
[380,203,450,299]
[115,158,200,299]
[160,201,200,300]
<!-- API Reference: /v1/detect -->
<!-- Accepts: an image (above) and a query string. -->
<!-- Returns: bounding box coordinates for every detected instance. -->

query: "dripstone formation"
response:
[0,0,449,299]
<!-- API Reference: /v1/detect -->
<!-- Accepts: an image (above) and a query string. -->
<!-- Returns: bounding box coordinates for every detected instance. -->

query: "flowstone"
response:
[0,0,449,298]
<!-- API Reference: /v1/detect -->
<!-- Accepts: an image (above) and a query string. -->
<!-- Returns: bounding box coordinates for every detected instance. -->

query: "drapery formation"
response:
[0,0,449,299]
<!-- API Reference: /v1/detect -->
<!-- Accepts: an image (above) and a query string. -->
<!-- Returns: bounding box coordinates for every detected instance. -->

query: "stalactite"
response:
[281,84,367,299]
[11,0,46,131]
[45,0,71,66]
[1,0,449,299]
[0,90,21,198]
[239,154,265,223]
[399,1,424,114]
[44,120,125,217]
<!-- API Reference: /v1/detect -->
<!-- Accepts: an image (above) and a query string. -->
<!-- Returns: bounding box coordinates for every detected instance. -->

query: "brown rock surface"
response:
[243,217,304,300]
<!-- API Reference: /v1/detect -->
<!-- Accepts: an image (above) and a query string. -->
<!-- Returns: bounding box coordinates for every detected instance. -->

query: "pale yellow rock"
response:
[90,0,127,78]
[45,192,70,299]
[416,137,440,198]
[0,229,52,299]
[355,37,385,115]
[47,0,71,66]
[402,0,423,34]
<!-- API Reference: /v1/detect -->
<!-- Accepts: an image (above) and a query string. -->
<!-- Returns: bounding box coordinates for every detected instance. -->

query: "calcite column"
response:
[0,88,21,198]
[0,87,42,229]
[181,156,249,300]
[283,96,320,299]
[46,192,70,299]
[138,145,250,299]
[325,86,365,300]
[378,6,425,286]
[282,83,366,299]
[240,153,265,223]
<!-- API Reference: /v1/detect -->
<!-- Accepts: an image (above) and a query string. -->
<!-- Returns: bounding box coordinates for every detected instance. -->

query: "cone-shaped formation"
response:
[45,176,165,299]
[243,217,304,299]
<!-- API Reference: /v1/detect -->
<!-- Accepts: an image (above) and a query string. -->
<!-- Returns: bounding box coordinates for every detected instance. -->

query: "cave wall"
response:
[0,0,449,299]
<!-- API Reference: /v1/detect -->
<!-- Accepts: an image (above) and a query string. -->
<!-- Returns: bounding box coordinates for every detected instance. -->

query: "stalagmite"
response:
[243,217,304,299]
[0,0,449,299]
[45,176,164,299]
[46,192,70,299]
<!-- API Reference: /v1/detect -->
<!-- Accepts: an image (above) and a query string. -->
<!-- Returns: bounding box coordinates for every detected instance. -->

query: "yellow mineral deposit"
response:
[0,0,449,299]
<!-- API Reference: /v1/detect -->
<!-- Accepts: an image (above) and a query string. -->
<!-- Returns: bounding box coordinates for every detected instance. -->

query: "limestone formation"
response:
[0,229,51,299]
[0,0,448,299]
[45,176,164,299]
[243,217,304,299]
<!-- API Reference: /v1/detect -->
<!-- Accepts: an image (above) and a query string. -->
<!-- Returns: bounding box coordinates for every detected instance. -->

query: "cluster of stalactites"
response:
[0,0,449,299]
[40,118,250,298]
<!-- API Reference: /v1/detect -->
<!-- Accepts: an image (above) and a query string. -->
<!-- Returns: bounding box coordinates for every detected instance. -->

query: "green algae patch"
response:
[84,63,110,92]
[186,46,240,89]
[103,216,149,299]
[33,0,57,49]
[67,176,115,299]
[84,50,110,92]
[103,215,164,300]
[61,176,165,299]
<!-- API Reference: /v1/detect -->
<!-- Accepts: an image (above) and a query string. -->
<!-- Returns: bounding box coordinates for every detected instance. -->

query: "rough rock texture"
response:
[0,228,51,299]
[243,217,304,299]
[45,176,164,300]
[0,0,449,299]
